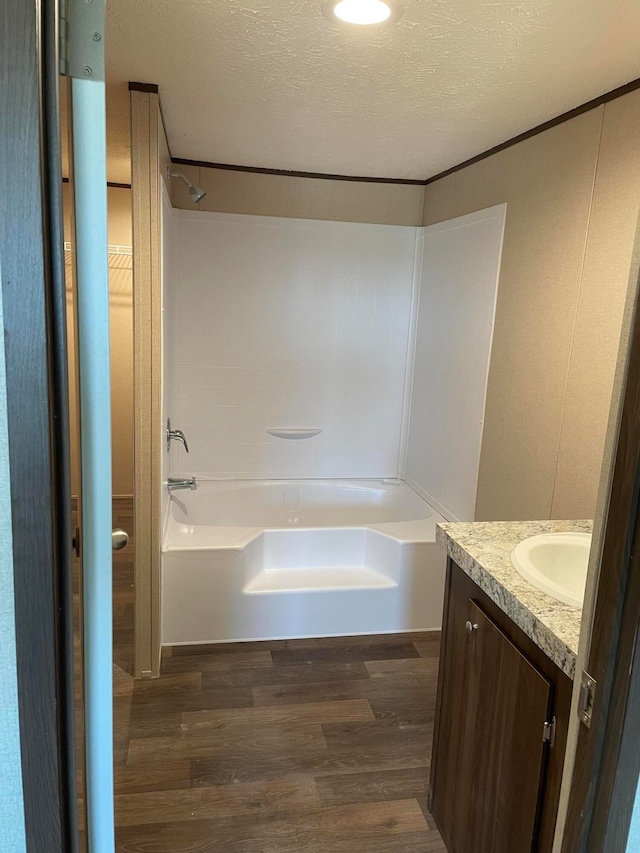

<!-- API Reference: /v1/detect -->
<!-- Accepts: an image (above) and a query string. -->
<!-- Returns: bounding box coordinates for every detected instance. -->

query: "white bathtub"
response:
[161,479,447,645]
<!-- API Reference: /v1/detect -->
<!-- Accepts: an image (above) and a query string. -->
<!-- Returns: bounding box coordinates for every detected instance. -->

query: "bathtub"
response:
[161,479,447,645]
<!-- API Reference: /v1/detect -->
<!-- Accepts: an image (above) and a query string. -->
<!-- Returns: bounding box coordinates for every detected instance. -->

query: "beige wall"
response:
[423,90,640,521]
[170,164,425,226]
[64,184,134,497]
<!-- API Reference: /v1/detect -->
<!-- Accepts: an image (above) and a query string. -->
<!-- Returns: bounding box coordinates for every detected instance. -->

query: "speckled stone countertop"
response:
[436,520,592,680]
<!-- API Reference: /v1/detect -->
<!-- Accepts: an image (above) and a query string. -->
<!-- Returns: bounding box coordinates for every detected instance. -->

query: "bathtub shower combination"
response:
[160,201,506,645]
[163,480,446,644]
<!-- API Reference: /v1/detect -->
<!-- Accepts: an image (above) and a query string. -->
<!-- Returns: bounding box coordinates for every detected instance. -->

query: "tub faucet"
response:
[167,418,189,453]
[168,477,197,492]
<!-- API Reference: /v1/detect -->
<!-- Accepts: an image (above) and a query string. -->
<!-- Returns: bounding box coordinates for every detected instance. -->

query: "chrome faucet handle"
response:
[173,431,189,453]
[167,476,197,491]
[167,418,190,453]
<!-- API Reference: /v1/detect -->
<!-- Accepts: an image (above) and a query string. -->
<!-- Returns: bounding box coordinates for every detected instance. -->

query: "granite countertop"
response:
[436,519,592,680]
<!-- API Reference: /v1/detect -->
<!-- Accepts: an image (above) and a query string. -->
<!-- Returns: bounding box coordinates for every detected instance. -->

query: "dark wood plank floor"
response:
[104,499,446,852]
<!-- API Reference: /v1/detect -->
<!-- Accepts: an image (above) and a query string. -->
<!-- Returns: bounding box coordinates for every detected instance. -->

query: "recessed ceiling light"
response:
[322,0,402,26]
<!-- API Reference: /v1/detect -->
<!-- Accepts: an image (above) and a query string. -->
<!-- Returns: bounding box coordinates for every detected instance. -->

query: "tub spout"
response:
[168,477,197,492]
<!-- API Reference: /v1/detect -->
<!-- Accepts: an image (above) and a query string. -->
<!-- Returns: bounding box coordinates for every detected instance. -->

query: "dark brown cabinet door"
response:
[430,568,475,847]
[432,594,552,853]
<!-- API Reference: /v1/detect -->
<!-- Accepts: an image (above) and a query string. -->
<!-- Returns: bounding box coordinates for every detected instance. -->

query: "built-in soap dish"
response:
[266,428,322,440]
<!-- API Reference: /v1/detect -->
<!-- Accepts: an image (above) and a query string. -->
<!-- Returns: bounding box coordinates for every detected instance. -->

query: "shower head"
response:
[189,184,206,204]
[167,167,207,204]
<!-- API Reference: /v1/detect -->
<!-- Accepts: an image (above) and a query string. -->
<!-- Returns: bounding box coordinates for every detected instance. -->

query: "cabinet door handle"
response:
[465,620,478,634]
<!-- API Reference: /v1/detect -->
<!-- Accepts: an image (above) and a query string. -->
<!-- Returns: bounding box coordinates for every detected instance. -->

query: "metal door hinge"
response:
[543,716,556,748]
[579,670,597,728]
[59,0,70,75]
[59,0,105,80]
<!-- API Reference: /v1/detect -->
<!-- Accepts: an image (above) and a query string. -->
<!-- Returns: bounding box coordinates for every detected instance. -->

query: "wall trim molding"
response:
[423,76,640,185]
[61,176,131,189]
[132,76,640,187]
[171,157,426,186]
[128,81,159,94]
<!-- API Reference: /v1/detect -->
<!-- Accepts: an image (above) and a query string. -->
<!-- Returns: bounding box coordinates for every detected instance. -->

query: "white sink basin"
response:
[510,532,591,609]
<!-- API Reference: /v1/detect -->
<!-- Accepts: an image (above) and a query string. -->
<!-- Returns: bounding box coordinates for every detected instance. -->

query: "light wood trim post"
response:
[130,88,162,678]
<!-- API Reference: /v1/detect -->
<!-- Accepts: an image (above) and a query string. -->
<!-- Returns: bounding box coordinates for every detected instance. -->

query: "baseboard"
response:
[162,628,442,648]
[71,494,133,509]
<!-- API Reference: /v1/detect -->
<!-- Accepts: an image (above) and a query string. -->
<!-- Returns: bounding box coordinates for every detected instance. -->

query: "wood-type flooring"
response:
[104,499,446,851]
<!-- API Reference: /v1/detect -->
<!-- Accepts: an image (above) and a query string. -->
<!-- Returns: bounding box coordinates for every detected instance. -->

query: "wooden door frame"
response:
[562,245,640,849]
[0,0,77,849]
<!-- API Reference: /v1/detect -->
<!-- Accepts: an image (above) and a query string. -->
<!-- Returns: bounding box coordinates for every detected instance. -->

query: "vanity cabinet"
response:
[430,559,573,853]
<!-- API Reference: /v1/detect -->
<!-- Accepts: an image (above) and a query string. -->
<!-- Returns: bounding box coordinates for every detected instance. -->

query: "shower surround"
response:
[161,203,505,644]
[170,210,416,480]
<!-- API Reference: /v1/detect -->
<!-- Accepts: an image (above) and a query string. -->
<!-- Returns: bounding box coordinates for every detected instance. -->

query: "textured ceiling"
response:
[105,0,640,182]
